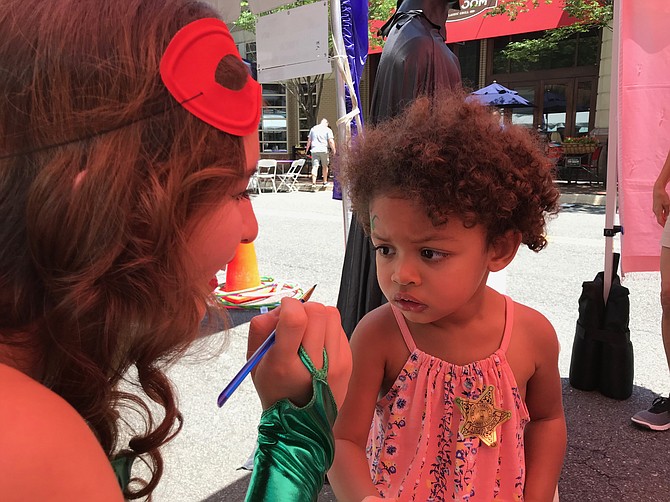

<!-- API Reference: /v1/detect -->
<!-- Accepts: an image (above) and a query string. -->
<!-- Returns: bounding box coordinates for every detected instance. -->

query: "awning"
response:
[369,0,579,53]
[446,0,577,43]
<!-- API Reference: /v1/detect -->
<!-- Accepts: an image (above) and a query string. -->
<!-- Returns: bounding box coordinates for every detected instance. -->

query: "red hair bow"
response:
[160,18,261,136]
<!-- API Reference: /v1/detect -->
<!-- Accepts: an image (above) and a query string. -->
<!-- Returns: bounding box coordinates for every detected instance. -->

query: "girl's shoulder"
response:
[508,300,559,354]
[350,304,410,380]
[511,300,556,335]
[357,301,395,326]
[0,363,123,501]
[351,303,400,346]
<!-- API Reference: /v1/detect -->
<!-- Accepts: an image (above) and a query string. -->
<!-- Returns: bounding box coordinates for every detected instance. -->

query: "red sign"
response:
[368,1,578,54]
[447,0,498,22]
[446,0,577,43]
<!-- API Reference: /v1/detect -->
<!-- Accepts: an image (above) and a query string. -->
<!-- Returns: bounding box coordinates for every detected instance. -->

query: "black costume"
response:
[336,0,462,337]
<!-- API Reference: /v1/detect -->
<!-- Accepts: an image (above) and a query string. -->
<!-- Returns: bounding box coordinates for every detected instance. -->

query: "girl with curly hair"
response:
[0,0,351,500]
[329,91,566,501]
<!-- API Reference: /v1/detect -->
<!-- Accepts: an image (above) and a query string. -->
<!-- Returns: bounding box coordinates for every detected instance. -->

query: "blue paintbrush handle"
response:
[217,331,276,407]
[217,284,316,407]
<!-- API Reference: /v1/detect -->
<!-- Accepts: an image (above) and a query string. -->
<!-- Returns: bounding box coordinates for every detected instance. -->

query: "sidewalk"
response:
[294,178,610,206]
[557,180,607,206]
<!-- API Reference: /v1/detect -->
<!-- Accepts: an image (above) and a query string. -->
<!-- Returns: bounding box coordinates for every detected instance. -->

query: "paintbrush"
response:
[217,284,317,407]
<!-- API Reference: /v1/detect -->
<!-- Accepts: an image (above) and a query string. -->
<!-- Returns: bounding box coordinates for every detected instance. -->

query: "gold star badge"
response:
[455,385,512,447]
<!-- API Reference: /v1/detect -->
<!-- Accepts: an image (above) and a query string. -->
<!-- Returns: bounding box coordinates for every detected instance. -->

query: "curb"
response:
[559,193,607,206]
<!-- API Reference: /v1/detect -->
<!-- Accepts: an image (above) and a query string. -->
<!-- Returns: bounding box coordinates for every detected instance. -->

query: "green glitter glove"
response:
[245,346,338,502]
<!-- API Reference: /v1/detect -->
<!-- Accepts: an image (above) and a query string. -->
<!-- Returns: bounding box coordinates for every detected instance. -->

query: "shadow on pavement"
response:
[560,379,670,501]
[199,472,337,502]
[199,309,261,338]
[226,309,262,329]
[200,472,250,502]
[559,203,607,215]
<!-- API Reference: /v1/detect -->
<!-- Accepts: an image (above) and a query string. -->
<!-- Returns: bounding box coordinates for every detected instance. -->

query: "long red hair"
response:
[0,0,248,497]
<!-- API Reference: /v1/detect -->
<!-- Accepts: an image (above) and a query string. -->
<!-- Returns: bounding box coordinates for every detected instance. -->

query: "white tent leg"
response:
[329,0,353,246]
[604,0,622,304]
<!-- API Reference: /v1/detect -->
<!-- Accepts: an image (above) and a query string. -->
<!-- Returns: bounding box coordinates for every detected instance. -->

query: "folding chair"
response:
[582,145,603,185]
[562,145,603,185]
[247,170,261,194]
[276,159,305,192]
[256,159,277,193]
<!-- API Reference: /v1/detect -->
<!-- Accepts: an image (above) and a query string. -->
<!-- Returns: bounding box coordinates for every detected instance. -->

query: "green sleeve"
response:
[245,348,338,502]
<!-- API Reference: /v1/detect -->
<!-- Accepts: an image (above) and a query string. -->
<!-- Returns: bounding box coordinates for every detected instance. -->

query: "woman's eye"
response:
[235,189,253,201]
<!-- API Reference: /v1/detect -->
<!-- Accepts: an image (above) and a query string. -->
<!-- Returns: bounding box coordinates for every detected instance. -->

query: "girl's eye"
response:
[421,249,448,260]
[235,189,253,201]
[373,245,393,256]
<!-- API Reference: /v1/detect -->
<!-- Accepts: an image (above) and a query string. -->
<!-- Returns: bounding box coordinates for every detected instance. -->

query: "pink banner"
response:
[619,0,670,273]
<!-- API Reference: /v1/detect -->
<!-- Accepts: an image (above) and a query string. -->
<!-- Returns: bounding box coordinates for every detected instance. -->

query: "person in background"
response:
[631,148,670,431]
[306,118,336,190]
[329,91,565,501]
[336,0,462,338]
[0,0,351,500]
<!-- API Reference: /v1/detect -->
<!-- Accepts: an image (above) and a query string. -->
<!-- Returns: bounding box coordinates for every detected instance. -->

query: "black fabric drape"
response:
[336,0,462,337]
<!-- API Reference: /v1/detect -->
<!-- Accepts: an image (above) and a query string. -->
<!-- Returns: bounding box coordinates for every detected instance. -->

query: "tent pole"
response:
[330,0,352,246]
[603,0,622,304]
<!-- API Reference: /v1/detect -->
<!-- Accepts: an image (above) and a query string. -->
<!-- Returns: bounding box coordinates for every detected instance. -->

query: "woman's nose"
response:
[240,198,259,243]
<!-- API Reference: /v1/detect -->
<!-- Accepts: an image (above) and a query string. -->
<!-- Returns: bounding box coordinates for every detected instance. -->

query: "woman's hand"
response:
[652,184,670,227]
[247,297,352,410]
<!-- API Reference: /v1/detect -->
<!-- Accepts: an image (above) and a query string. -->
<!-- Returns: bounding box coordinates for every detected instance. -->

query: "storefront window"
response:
[543,38,577,69]
[510,86,536,129]
[450,40,480,89]
[298,84,318,146]
[543,83,568,140]
[576,31,600,66]
[490,27,599,138]
[493,29,600,74]
[260,84,288,152]
[575,80,593,136]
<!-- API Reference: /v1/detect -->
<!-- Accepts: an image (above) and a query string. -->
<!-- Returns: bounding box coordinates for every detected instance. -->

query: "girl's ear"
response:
[488,230,522,272]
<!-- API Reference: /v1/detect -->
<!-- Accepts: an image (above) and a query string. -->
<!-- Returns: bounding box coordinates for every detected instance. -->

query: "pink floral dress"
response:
[366,296,529,501]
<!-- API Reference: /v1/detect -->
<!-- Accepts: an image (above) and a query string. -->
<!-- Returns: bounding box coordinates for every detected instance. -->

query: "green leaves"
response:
[490,0,613,63]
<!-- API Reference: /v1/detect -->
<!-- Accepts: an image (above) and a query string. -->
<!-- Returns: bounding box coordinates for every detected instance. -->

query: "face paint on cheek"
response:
[371,214,379,232]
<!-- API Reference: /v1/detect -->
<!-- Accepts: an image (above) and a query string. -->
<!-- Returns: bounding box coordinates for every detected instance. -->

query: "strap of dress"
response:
[499,295,515,353]
[390,305,417,352]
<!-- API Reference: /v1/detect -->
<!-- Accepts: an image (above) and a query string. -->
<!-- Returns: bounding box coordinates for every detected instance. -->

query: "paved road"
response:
[152,188,670,501]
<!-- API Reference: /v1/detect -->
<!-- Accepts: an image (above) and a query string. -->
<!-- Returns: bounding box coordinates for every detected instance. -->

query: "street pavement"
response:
[152,183,670,502]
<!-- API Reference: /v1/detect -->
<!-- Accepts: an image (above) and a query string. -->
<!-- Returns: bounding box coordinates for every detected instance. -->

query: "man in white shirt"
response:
[306,118,336,188]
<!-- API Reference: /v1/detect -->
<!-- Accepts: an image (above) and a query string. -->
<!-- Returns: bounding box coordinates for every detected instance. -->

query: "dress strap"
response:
[390,305,417,352]
[499,295,515,353]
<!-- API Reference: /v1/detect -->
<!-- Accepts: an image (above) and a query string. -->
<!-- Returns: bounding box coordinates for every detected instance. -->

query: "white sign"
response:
[205,0,242,24]
[249,0,294,15]
[255,2,331,83]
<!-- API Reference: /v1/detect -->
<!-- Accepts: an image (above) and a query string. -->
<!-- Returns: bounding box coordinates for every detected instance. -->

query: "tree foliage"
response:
[368,0,396,49]
[489,0,613,62]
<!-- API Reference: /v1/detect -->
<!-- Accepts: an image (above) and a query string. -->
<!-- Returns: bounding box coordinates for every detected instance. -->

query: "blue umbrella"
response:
[469,81,533,108]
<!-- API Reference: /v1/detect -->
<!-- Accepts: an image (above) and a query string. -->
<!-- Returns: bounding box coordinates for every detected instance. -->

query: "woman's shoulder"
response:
[0,363,123,501]
[0,362,90,431]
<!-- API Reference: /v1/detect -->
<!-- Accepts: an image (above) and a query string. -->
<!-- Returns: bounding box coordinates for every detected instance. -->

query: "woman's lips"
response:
[392,293,427,313]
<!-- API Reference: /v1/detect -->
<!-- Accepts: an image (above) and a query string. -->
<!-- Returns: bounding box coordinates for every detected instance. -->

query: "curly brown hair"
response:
[0,0,249,498]
[338,90,560,251]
